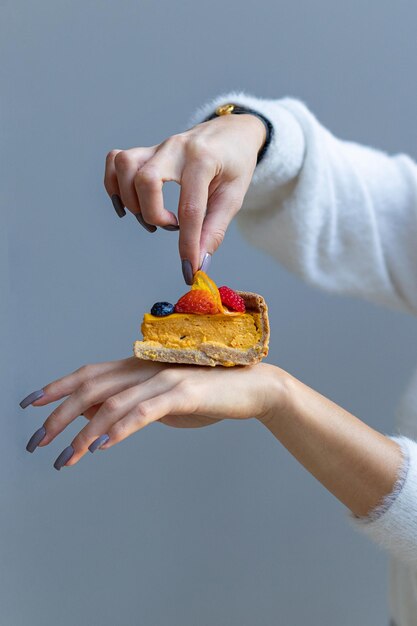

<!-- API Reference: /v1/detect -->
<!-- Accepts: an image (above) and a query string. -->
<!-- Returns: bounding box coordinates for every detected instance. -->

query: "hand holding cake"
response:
[21,356,287,469]
[20,338,401,526]
[20,269,272,468]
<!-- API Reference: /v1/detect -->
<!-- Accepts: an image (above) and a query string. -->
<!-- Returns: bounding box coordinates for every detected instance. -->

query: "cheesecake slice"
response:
[133,274,270,367]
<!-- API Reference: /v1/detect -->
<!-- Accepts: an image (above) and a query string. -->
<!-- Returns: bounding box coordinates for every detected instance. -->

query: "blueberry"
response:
[151,301,175,317]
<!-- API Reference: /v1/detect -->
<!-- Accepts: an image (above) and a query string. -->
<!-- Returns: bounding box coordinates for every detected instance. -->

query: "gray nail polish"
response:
[26,426,46,453]
[19,389,44,409]
[53,445,74,471]
[88,434,110,453]
[181,259,194,285]
[135,213,157,233]
[199,252,212,273]
[111,194,126,218]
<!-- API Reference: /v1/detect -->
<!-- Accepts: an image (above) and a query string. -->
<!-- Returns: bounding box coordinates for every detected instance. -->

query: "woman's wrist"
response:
[202,103,271,164]
[256,369,403,518]
[205,112,267,157]
[256,365,295,426]
[239,113,267,153]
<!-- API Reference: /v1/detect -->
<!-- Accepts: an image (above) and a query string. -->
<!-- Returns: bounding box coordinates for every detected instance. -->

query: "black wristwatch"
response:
[204,103,273,165]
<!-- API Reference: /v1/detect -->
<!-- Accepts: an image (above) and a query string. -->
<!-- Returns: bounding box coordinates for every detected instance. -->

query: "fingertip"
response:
[178,239,201,278]
[88,434,110,453]
[31,388,59,407]
[19,389,45,409]
[111,194,126,218]
[135,212,157,233]
[64,456,78,467]
[161,211,179,231]
[53,445,75,471]
[199,252,212,273]
[162,224,180,232]
[31,392,52,407]
[97,438,113,450]
[31,399,47,408]
[181,259,194,285]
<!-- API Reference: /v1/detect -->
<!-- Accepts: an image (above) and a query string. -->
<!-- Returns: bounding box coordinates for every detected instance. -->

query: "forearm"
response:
[261,371,403,518]
[193,93,417,314]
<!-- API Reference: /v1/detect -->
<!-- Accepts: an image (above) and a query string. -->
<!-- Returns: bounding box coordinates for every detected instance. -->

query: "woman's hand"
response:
[21,356,403,519]
[22,357,286,469]
[104,114,266,282]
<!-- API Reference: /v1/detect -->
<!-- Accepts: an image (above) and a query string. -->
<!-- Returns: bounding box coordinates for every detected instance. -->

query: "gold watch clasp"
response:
[216,103,235,116]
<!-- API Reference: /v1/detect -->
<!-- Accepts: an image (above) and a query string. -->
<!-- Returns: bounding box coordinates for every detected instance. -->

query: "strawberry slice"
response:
[175,289,219,315]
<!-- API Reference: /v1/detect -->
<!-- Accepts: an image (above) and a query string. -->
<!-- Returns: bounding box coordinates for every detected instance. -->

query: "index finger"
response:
[178,164,214,280]
[20,358,138,409]
[24,360,126,408]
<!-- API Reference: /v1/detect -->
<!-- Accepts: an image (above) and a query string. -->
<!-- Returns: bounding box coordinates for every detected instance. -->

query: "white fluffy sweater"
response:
[193,94,417,626]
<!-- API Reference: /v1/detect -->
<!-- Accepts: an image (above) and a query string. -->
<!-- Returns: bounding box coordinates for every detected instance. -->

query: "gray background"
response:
[2,1,417,624]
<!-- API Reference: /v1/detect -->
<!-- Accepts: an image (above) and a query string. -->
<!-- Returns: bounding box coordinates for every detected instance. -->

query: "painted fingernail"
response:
[182,259,194,285]
[199,252,212,273]
[26,426,46,453]
[53,445,74,471]
[111,194,126,218]
[88,434,110,453]
[19,389,44,409]
[135,213,157,233]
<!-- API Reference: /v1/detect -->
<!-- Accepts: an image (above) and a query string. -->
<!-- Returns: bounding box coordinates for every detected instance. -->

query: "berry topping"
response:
[219,286,246,313]
[175,290,219,315]
[151,302,175,317]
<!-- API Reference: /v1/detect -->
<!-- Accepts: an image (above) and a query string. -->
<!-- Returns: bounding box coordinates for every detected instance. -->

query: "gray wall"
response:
[3,1,417,624]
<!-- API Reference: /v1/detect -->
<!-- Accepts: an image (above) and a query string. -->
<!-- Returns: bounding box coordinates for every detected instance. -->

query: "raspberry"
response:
[175,290,219,315]
[219,286,246,312]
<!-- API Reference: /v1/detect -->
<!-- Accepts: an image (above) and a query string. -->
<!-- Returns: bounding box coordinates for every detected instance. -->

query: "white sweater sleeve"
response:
[350,436,417,565]
[192,92,417,316]
[192,93,417,564]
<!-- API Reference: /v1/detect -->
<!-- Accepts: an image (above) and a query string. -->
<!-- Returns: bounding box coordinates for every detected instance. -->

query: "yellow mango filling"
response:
[141,312,262,351]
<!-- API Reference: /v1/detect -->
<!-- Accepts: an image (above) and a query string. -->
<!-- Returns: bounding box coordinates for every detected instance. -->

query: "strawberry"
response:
[219,286,246,313]
[175,289,220,315]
